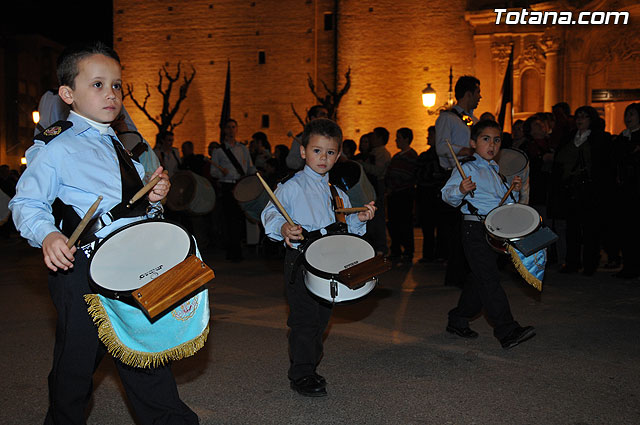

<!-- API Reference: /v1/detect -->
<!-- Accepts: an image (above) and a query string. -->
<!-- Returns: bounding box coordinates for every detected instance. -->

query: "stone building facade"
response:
[112,1,640,155]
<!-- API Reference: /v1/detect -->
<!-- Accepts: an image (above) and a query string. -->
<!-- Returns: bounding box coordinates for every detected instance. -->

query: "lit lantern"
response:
[21,157,27,165]
[32,110,40,125]
[421,83,436,108]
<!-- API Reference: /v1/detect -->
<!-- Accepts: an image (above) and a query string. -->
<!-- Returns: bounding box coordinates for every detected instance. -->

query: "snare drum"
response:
[302,234,377,303]
[233,175,270,223]
[88,220,194,299]
[484,203,541,253]
[167,170,216,215]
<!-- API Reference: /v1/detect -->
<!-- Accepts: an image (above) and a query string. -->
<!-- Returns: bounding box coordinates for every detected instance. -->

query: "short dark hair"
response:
[625,102,640,120]
[57,42,120,88]
[301,118,343,149]
[454,76,480,101]
[225,118,238,126]
[574,105,603,132]
[396,127,413,144]
[155,131,174,146]
[552,102,571,116]
[470,119,501,141]
[307,105,328,120]
[373,127,389,145]
[342,139,357,156]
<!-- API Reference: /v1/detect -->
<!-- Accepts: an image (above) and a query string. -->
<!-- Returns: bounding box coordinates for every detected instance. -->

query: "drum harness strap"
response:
[286,184,348,289]
[461,171,516,222]
[58,136,152,249]
[220,143,246,178]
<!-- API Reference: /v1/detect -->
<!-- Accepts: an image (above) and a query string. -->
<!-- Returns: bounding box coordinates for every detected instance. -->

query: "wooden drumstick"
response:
[67,196,103,248]
[335,207,368,214]
[255,172,303,240]
[498,181,516,207]
[128,175,161,206]
[446,139,474,198]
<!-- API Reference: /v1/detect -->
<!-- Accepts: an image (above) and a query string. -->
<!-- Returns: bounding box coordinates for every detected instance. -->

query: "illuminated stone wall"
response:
[114,0,640,155]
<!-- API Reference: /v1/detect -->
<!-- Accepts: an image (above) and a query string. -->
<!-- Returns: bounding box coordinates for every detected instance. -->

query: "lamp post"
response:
[422,66,454,115]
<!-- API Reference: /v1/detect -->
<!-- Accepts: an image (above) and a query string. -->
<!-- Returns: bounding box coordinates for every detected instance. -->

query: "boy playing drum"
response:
[441,119,536,349]
[261,118,376,396]
[10,42,199,424]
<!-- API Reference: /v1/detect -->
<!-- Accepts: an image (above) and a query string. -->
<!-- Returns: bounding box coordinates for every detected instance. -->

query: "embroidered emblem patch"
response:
[172,297,199,321]
[43,126,63,136]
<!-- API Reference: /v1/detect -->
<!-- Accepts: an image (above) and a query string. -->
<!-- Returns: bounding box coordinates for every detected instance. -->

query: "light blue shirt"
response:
[441,153,519,216]
[261,165,366,246]
[10,112,148,248]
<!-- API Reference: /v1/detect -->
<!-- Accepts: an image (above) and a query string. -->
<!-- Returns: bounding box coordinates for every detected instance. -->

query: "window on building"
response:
[261,114,270,128]
[258,50,266,64]
[324,13,334,31]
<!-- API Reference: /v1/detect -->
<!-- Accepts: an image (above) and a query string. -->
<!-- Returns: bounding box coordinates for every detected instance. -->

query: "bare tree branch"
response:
[125,62,196,136]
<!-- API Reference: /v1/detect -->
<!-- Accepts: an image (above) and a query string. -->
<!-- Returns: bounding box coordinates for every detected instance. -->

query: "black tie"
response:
[110,136,146,217]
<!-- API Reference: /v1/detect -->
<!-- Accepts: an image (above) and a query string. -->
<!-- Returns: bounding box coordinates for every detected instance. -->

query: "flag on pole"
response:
[496,48,513,133]
[219,60,231,142]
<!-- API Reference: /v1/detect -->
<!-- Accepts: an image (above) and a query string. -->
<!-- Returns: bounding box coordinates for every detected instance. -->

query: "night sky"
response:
[2,1,113,46]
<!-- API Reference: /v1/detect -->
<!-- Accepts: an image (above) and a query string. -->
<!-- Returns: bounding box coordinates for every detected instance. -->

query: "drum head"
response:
[497,148,528,178]
[167,171,196,211]
[89,220,192,294]
[233,176,264,203]
[303,234,375,277]
[485,204,540,240]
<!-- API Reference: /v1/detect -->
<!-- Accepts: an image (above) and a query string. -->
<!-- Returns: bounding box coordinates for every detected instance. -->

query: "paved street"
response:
[1,231,639,424]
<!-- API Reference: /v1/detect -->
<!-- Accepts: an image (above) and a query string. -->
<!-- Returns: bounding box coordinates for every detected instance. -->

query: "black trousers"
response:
[219,182,245,260]
[387,188,415,258]
[447,221,519,340]
[284,248,332,381]
[44,252,198,425]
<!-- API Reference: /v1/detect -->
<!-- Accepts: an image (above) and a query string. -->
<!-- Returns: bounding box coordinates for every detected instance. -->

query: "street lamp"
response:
[32,110,40,125]
[422,66,454,115]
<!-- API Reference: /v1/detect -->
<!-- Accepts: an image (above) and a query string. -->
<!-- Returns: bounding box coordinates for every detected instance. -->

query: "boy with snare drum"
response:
[261,118,376,397]
[441,119,536,349]
[10,42,199,424]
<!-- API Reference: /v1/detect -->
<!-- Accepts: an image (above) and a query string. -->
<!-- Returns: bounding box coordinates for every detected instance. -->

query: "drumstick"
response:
[498,181,516,207]
[128,175,161,206]
[446,139,474,198]
[67,196,103,248]
[255,172,303,240]
[335,207,368,214]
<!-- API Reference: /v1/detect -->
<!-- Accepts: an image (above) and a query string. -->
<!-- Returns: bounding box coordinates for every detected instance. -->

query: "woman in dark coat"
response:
[552,106,613,275]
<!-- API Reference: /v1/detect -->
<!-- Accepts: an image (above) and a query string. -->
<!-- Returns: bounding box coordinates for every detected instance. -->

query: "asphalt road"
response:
[1,232,639,424]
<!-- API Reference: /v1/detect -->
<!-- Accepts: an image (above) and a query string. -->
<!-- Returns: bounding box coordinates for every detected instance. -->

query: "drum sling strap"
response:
[287,184,348,285]
[59,136,148,246]
[221,143,246,177]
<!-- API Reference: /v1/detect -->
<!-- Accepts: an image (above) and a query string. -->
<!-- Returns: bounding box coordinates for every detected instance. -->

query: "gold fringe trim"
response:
[508,245,543,292]
[84,294,209,368]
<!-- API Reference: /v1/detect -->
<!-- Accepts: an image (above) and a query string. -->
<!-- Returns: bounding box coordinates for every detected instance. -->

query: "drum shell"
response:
[233,175,269,223]
[167,171,216,215]
[302,233,377,303]
[87,219,194,299]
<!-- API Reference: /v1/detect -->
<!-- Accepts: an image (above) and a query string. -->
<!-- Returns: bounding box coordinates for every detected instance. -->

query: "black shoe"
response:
[500,326,536,349]
[290,375,327,397]
[446,324,479,339]
[314,373,327,386]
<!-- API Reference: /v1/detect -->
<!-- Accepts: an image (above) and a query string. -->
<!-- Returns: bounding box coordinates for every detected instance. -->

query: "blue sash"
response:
[508,245,546,291]
[85,290,209,368]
